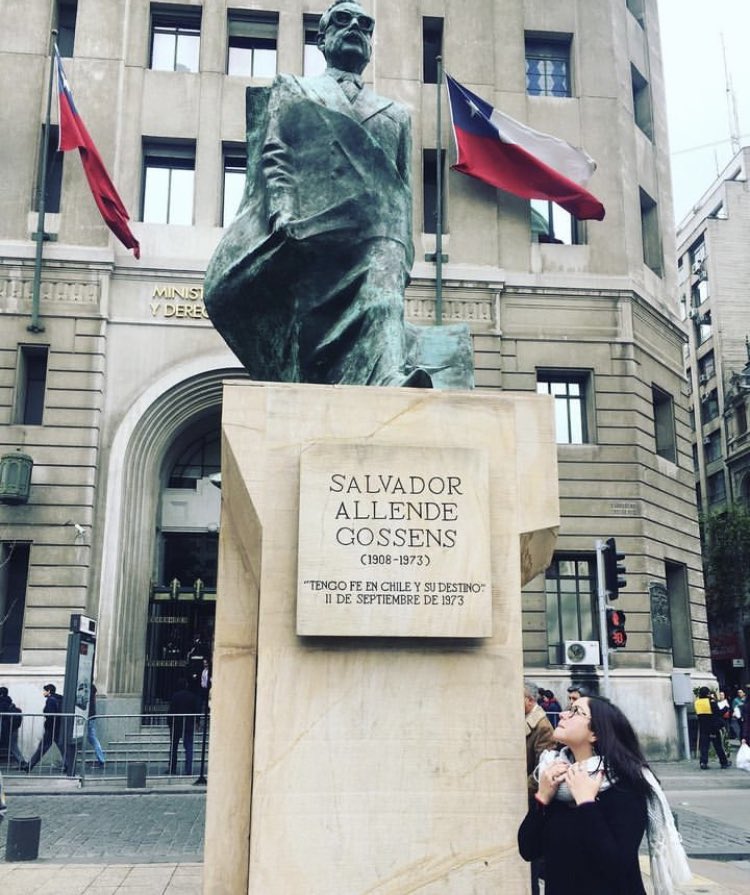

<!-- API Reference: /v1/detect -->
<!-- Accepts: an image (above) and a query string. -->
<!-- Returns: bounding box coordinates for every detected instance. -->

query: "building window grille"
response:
[222,146,246,226]
[227,11,278,78]
[631,65,653,140]
[0,542,31,664]
[525,36,571,97]
[545,555,597,666]
[639,187,663,276]
[14,345,49,426]
[531,199,581,245]
[652,385,677,463]
[303,14,326,76]
[56,0,78,57]
[537,372,590,444]
[422,17,443,84]
[142,141,195,225]
[150,5,201,73]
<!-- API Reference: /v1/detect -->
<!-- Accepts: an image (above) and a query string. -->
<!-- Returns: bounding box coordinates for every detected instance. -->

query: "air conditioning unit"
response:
[564,640,601,665]
[699,373,709,384]
[688,308,698,319]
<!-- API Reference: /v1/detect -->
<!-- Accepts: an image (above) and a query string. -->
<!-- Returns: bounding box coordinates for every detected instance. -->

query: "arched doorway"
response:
[142,413,221,714]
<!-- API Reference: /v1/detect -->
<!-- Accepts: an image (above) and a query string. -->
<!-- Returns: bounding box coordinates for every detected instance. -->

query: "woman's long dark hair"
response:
[587,695,653,797]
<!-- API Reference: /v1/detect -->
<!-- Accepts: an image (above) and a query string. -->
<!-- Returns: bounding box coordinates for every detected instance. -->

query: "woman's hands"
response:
[536,761,604,806]
[536,760,569,805]
[565,764,604,805]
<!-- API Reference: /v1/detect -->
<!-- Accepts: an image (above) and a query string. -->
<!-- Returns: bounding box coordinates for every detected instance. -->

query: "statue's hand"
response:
[269,210,291,233]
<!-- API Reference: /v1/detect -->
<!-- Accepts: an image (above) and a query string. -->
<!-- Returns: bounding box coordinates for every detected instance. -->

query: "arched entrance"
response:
[95,362,245,712]
[142,413,221,714]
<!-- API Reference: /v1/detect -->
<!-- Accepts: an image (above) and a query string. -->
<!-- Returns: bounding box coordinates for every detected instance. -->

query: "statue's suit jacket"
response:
[204,71,415,384]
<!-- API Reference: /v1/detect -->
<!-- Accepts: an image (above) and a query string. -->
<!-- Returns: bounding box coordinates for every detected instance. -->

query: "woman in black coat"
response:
[518,695,690,895]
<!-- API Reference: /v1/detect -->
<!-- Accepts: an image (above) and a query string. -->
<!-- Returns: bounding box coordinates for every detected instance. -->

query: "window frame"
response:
[141,140,196,225]
[525,34,572,98]
[631,64,653,140]
[545,553,599,666]
[536,370,592,445]
[226,10,279,78]
[14,344,49,426]
[0,541,31,664]
[149,4,202,73]
[222,144,246,227]
[531,199,583,245]
[651,384,677,464]
[303,13,326,76]
[639,187,663,277]
[56,0,78,58]
[422,16,444,85]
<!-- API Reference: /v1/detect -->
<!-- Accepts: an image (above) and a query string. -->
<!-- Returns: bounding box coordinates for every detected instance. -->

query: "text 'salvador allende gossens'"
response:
[329,472,463,549]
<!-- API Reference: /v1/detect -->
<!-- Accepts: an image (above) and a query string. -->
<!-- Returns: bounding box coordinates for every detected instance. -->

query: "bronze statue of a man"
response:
[204,0,434,387]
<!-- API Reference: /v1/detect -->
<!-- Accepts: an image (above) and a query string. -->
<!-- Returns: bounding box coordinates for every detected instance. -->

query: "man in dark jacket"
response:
[168,678,199,775]
[27,683,71,773]
[0,686,27,769]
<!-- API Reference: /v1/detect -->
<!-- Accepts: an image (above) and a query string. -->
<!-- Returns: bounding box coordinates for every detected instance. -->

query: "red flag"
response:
[55,48,140,258]
[446,74,605,221]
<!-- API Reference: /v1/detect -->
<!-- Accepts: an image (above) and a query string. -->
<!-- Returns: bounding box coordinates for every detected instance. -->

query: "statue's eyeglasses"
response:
[330,9,375,33]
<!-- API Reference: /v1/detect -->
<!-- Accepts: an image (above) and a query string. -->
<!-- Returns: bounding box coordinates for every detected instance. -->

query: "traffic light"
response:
[606,608,627,649]
[603,537,626,599]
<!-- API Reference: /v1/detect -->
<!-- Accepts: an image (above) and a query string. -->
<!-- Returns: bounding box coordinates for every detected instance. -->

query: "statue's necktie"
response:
[339,78,361,103]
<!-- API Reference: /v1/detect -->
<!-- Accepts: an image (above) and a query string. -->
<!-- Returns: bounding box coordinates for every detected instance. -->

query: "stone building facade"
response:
[1,0,707,755]
[678,145,750,688]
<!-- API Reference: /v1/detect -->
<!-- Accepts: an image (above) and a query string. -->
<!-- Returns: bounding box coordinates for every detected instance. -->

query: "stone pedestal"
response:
[204,382,558,895]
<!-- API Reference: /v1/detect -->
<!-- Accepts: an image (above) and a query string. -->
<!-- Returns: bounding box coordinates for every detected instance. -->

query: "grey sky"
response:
[657,0,750,224]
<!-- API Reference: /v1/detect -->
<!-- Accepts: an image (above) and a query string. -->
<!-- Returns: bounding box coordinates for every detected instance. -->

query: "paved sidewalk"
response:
[0,862,202,894]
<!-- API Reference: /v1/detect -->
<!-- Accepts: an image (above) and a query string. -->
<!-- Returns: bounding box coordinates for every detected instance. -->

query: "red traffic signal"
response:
[606,607,627,649]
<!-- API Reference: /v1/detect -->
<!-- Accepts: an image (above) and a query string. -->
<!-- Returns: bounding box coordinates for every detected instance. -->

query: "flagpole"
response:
[435,55,443,326]
[29,30,58,334]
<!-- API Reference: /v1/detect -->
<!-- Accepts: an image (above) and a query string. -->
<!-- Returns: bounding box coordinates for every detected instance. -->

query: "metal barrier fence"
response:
[0,710,210,784]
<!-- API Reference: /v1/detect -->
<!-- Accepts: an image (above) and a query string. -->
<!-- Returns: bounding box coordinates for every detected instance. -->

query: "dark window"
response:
[14,345,49,425]
[707,470,726,506]
[150,5,201,72]
[652,385,676,463]
[34,125,63,214]
[423,148,446,234]
[56,0,78,57]
[639,187,662,276]
[525,35,571,97]
[736,403,748,437]
[703,430,722,464]
[696,311,712,346]
[142,140,195,224]
[537,372,590,444]
[167,430,221,489]
[227,10,278,78]
[161,532,219,589]
[700,389,719,424]
[545,555,597,665]
[626,0,645,27]
[222,145,246,226]
[665,561,693,667]
[698,351,715,382]
[422,17,443,84]
[691,279,709,308]
[531,199,581,245]
[303,14,325,76]
[631,65,653,140]
[0,542,30,664]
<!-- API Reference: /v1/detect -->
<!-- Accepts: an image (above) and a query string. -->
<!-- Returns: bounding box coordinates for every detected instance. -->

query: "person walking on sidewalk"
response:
[87,683,106,768]
[518,695,691,894]
[694,687,730,770]
[27,683,73,774]
[0,685,28,770]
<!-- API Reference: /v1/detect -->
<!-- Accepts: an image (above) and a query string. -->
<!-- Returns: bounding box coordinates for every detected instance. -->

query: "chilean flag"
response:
[446,75,605,221]
[55,48,140,258]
